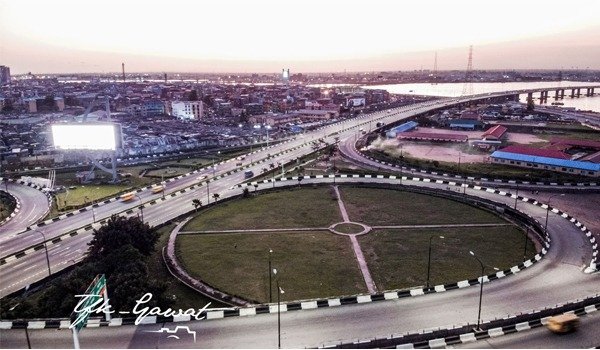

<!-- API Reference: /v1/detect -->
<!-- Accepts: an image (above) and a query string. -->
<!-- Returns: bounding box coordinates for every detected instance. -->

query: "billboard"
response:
[347,98,365,107]
[51,123,122,150]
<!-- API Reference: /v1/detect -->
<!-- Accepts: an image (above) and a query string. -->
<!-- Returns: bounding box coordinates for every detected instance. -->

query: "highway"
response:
[0,87,598,348]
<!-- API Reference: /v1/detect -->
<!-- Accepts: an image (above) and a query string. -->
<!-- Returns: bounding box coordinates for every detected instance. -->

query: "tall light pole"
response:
[273,268,284,349]
[134,194,143,222]
[32,229,51,277]
[469,251,498,331]
[85,196,96,223]
[544,193,564,235]
[268,249,273,303]
[426,235,444,288]
[513,183,519,210]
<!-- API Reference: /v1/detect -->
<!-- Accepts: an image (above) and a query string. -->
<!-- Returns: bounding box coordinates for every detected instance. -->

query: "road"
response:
[1,88,598,348]
[455,311,600,349]
[0,182,50,239]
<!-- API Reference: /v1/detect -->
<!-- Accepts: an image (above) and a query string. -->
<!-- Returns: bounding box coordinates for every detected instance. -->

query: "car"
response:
[546,314,579,333]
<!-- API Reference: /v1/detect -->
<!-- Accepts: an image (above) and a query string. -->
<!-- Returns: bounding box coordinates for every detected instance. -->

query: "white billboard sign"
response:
[51,124,120,150]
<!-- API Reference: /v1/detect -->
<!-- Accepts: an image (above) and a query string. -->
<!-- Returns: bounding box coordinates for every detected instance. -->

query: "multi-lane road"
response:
[1,88,599,348]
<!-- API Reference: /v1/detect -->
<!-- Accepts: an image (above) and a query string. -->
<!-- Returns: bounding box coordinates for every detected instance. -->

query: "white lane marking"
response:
[23,264,38,272]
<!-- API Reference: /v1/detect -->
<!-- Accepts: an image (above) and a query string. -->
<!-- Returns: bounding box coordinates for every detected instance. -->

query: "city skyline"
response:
[1,0,600,74]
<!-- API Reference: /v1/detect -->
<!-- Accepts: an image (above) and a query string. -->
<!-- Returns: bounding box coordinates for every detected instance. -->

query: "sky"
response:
[1,0,599,74]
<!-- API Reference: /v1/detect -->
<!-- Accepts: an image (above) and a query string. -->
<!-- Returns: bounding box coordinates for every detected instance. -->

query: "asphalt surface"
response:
[0,182,50,239]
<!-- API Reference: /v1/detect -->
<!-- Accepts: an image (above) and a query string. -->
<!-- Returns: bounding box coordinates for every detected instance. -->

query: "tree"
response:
[212,193,220,202]
[86,215,159,260]
[253,183,259,192]
[192,199,202,211]
[188,90,199,101]
[242,187,250,198]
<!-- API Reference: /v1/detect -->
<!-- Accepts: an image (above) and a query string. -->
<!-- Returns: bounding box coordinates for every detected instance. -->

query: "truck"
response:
[244,170,254,179]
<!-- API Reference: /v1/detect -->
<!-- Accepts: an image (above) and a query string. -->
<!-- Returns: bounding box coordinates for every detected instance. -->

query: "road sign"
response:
[71,274,107,332]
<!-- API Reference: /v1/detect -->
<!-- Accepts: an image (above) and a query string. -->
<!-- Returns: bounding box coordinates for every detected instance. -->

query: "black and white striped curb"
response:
[0,178,53,227]
[0,191,20,226]
[319,298,600,348]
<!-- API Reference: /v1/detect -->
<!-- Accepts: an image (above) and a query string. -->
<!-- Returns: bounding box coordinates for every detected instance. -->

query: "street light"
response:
[268,249,273,303]
[469,250,498,331]
[32,229,51,277]
[544,193,565,235]
[85,196,96,223]
[513,183,519,210]
[426,235,444,288]
[273,268,284,349]
[134,194,144,222]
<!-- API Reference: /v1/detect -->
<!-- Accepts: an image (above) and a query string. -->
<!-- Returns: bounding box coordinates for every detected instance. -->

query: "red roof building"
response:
[397,132,468,143]
[550,138,600,150]
[482,125,508,141]
[498,145,570,159]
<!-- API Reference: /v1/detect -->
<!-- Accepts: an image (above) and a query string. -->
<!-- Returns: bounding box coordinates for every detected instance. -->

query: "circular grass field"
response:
[176,185,536,303]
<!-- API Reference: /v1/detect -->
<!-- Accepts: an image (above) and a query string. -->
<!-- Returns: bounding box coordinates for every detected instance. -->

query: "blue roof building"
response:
[448,119,484,130]
[490,150,600,177]
[386,121,418,138]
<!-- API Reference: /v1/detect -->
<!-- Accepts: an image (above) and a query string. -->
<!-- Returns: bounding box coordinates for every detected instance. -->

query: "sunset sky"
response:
[1,0,599,74]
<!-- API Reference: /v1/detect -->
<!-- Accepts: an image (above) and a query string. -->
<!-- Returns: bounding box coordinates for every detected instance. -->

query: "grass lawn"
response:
[54,185,130,209]
[145,166,192,178]
[0,192,16,221]
[359,226,536,291]
[183,187,342,231]
[334,223,365,234]
[148,224,225,309]
[176,231,366,303]
[339,186,505,226]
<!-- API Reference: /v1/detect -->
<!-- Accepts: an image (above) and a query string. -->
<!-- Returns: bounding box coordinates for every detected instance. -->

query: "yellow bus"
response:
[120,192,135,202]
[151,184,164,194]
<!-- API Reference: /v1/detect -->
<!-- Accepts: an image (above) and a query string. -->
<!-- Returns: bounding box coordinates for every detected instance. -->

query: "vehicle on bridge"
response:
[244,170,254,179]
[120,192,135,202]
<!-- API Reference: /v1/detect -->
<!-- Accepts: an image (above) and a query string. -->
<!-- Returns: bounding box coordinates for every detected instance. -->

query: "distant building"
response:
[54,97,65,111]
[0,66,10,85]
[24,98,37,113]
[397,132,468,143]
[244,103,264,116]
[448,119,484,130]
[142,99,165,116]
[171,101,203,120]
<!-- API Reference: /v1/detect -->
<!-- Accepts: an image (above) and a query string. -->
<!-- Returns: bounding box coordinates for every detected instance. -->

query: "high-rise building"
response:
[0,66,11,85]
[171,101,203,120]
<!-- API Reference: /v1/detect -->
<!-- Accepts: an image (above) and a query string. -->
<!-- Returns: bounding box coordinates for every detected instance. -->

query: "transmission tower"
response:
[461,45,474,96]
[432,52,438,85]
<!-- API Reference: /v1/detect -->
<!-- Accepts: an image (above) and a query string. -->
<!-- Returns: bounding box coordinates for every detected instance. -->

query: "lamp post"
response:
[85,196,96,223]
[544,193,564,235]
[426,235,444,289]
[469,251,498,331]
[32,229,51,277]
[273,268,284,349]
[266,125,272,147]
[514,183,519,210]
[134,194,143,222]
[523,226,529,260]
[268,249,273,303]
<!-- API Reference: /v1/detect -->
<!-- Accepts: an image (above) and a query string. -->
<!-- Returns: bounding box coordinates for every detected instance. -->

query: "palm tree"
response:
[254,183,259,192]
[212,193,220,202]
[192,199,202,211]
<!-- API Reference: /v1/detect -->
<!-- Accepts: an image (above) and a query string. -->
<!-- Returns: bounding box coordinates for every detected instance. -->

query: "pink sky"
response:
[1,0,599,74]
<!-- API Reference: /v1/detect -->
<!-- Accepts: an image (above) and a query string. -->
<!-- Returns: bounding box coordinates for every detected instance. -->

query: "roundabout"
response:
[174,184,538,304]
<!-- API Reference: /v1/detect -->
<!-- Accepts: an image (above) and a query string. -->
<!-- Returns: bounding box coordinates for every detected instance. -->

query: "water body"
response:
[363,81,600,113]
